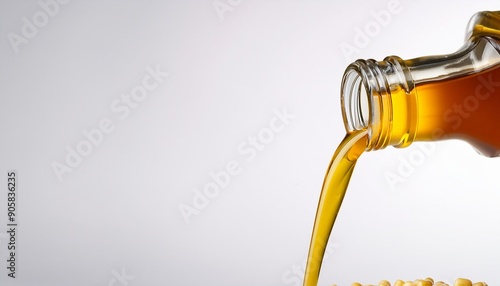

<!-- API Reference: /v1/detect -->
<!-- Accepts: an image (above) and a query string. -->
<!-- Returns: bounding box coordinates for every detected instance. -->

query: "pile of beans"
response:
[350,278,487,286]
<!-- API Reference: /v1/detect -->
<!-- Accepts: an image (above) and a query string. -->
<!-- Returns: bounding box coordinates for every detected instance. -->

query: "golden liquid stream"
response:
[303,129,368,286]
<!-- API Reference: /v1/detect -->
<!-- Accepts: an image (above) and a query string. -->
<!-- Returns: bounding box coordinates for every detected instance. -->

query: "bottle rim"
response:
[341,66,371,133]
[340,57,416,150]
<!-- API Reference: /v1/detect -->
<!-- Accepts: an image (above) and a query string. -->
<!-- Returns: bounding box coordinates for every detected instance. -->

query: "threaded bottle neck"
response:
[341,56,417,151]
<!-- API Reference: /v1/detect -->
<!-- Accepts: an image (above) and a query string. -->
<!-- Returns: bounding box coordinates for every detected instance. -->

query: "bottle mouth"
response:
[341,67,371,133]
[340,57,416,150]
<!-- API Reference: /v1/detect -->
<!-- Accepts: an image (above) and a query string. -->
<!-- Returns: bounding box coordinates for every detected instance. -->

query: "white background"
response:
[1,1,500,286]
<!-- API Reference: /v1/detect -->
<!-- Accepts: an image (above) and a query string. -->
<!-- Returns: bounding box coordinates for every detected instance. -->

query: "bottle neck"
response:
[341,56,417,151]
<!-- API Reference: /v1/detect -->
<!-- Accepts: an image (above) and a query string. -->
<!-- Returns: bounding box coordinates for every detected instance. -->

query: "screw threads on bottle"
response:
[341,56,417,151]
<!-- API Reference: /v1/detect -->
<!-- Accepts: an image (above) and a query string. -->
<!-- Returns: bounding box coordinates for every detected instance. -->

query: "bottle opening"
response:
[341,68,371,133]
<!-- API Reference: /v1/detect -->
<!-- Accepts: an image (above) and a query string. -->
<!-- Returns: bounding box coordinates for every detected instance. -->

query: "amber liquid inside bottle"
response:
[414,65,500,156]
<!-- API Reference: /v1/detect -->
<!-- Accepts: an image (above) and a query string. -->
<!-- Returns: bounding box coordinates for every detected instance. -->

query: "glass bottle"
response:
[341,10,500,157]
